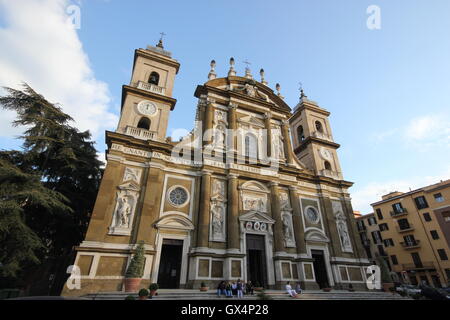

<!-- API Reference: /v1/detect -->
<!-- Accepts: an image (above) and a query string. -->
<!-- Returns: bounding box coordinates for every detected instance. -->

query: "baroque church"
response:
[62,40,370,296]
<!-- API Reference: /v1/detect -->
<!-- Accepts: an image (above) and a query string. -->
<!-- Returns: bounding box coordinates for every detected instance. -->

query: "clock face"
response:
[137,101,157,116]
[320,147,332,160]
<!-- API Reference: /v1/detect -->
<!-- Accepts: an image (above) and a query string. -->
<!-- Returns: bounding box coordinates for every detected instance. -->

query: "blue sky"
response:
[1,0,449,213]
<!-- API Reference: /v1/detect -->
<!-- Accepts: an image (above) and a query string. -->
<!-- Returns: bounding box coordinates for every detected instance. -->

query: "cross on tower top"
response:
[243,59,251,69]
[156,32,166,48]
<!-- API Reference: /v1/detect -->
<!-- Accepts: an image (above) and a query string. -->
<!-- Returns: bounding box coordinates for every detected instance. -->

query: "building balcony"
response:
[125,126,157,141]
[390,208,408,218]
[319,169,343,180]
[402,262,436,271]
[396,224,415,233]
[400,240,421,249]
[135,80,166,95]
[311,131,333,142]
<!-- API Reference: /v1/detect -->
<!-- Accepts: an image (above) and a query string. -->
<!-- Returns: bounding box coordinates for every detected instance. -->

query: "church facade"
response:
[62,41,370,296]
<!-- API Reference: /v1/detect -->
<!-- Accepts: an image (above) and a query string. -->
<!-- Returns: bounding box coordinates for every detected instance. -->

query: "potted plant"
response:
[149,283,159,297]
[253,281,263,292]
[124,295,136,300]
[376,255,394,293]
[348,284,355,292]
[124,241,146,292]
[138,288,149,300]
[199,282,209,292]
[322,287,332,292]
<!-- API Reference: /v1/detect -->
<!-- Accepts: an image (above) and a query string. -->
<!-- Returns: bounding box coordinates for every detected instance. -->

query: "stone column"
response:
[203,99,215,147]
[197,171,212,247]
[264,112,272,159]
[227,174,240,250]
[270,182,284,252]
[227,103,237,154]
[289,186,306,254]
[281,120,294,165]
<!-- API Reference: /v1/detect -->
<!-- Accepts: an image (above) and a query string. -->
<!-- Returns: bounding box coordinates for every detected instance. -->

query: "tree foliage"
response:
[125,241,146,278]
[0,83,103,287]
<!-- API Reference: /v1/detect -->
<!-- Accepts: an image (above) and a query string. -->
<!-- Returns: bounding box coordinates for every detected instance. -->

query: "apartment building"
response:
[371,180,450,287]
[355,212,388,267]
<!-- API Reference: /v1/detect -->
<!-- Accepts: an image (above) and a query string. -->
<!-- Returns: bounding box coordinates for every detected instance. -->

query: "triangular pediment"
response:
[238,115,265,128]
[117,181,141,192]
[239,211,275,224]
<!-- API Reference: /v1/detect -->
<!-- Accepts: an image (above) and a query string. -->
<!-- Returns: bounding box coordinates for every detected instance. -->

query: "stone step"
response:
[82,290,411,300]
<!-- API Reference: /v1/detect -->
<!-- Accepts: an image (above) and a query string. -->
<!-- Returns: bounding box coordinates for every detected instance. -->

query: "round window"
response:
[305,207,319,224]
[168,186,189,207]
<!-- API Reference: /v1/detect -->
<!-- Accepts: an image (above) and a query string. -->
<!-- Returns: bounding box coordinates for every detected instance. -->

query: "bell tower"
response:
[289,89,343,180]
[116,38,180,142]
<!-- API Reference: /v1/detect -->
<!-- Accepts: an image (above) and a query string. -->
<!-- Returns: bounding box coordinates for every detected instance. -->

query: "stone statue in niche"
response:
[333,201,353,252]
[282,214,294,243]
[116,196,131,228]
[213,125,226,149]
[279,193,291,210]
[212,204,224,237]
[271,129,284,159]
[338,220,351,249]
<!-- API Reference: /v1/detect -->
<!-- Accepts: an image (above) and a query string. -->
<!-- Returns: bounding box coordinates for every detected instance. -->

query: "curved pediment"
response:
[305,229,330,243]
[154,214,194,231]
[240,180,270,194]
[195,76,292,114]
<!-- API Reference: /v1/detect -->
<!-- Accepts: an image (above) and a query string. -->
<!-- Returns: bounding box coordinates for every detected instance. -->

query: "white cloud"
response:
[0,0,118,142]
[351,166,450,214]
[403,114,450,146]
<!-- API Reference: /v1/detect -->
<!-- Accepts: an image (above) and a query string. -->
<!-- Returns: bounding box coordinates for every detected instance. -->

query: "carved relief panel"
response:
[210,178,227,242]
[108,167,142,236]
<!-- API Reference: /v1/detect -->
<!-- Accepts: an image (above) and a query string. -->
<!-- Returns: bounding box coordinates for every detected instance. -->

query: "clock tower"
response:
[116,39,180,141]
[289,90,343,180]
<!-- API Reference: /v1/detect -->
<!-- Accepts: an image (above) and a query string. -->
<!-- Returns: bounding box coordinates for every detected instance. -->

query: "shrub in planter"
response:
[376,255,394,293]
[322,288,332,292]
[254,281,263,291]
[124,241,146,292]
[125,295,136,300]
[257,289,272,300]
[149,283,159,296]
[200,282,209,291]
[138,288,150,300]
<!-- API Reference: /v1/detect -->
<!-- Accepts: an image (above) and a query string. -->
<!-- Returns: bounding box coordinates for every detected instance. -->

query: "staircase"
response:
[82,289,411,300]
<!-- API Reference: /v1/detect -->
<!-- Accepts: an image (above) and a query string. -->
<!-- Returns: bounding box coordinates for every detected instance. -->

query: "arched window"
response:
[245,134,258,158]
[149,72,160,85]
[137,117,151,130]
[324,161,332,171]
[315,121,323,133]
[297,125,305,142]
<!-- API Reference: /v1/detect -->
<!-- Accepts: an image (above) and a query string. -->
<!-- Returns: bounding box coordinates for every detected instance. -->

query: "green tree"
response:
[0,159,71,278]
[0,83,103,292]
